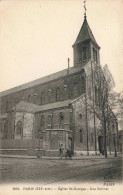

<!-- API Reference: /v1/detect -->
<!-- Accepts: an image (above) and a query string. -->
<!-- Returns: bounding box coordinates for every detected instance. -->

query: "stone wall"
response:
[0,139,44,156]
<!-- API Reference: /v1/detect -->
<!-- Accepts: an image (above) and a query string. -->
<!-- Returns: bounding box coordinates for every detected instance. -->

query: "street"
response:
[0,157,122,184]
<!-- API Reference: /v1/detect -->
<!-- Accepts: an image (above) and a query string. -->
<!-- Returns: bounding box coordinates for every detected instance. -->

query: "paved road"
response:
[0,157,122,184]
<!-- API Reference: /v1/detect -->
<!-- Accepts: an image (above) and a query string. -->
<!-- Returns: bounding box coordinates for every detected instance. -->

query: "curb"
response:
[0,155,122,160]
[0,155,37,159]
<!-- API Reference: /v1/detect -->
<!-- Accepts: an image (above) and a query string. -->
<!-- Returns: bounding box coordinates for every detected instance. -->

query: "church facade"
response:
[0,16,119,157]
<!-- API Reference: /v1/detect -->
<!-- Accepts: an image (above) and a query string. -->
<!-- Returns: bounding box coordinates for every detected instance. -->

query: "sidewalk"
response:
[0,154,122,160]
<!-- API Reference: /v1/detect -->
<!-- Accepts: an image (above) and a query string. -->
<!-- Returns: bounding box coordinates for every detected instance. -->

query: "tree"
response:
[84,61,119,157]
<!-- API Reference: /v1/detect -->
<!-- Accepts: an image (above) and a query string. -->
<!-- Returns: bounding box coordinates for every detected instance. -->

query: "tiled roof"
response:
[0,66,82,97]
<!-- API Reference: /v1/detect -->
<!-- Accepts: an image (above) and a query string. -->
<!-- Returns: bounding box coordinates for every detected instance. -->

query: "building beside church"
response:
[0,14,119,157]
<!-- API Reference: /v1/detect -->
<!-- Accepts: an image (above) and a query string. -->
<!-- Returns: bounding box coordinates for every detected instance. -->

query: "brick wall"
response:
[34,107,70,139]
[0,71,85,114]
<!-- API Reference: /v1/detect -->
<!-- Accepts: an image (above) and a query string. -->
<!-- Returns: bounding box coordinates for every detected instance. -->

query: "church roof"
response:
[11,100,71,114]
[73,17,100,48]
[0,66,82,97]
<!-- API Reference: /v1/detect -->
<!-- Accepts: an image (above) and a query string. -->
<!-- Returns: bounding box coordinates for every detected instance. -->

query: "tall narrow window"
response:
[59,112,64,124]
[93,48,97,63]
[34,94,37,104]
[41,92,45,105]
[48,114,52,124]
[16,121,23,138]
[4,121,8,139]
[48,89,51,103]
[48,114,52,129]
[82,48,86,61]
[27,95,31,102]
[56,88,60,102]
[40,115,44,127]
[80,129,83,143]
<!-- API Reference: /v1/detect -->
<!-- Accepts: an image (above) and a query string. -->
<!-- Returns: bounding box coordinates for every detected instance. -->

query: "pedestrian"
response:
[59,144,64,159]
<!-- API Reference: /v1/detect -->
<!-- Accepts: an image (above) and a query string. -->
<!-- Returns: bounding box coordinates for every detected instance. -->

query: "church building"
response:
[0,12,118,157]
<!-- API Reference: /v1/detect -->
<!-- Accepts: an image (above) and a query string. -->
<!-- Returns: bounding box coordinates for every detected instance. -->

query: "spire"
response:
[73,19,100,48]
[73,1,100,67]
[73,0,100,48]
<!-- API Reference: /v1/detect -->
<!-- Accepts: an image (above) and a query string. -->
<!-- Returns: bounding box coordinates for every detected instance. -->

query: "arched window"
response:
[56,88,60,102]
[82,47,87,61]
[112,124,115,132]
[59,112,64,124]
[16,121,23,136]
[80,129,83,143]
[34,94,37,104]
[40,115,44,127]
[48,114,52,129]
[41,92,45,105]
[93,48,97,63]
[3,121,8,139]
[27,95,31,102]
[48,89,51,103]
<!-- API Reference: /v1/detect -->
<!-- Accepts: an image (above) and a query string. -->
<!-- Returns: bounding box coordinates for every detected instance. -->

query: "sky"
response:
[0,0,123,93]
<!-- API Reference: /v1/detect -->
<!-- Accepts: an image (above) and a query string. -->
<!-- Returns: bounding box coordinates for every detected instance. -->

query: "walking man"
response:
[59,144,64,159]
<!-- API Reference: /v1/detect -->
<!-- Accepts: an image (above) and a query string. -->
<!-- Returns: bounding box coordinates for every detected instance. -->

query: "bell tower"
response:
[73,2,100,68]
